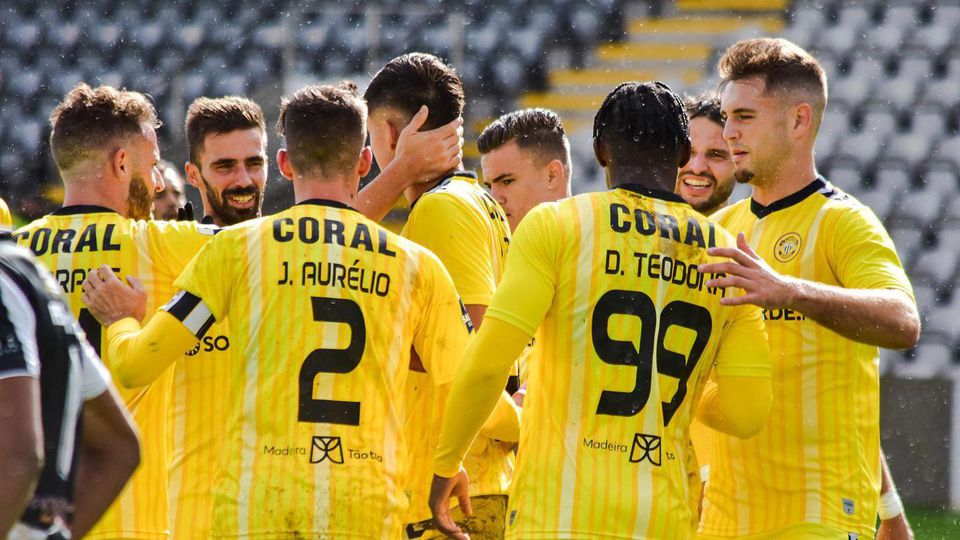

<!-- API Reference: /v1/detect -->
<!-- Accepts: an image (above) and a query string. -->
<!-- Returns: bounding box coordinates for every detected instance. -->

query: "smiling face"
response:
[676,116,736,215]
[481,139,562,230]
[188,128,267,225]
[720,77,793,186]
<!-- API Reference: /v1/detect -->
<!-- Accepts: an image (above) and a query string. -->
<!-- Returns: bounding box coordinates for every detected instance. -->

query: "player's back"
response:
[507,186,756,539]
[178,200,469,539]
[13,207,213,539]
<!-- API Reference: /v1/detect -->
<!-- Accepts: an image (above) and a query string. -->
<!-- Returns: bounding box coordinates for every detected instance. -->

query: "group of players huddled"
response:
[0,36,920,540]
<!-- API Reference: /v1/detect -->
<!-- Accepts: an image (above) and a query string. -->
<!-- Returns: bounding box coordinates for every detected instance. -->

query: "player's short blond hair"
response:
[718,37,827,118]
[49,83,160,173]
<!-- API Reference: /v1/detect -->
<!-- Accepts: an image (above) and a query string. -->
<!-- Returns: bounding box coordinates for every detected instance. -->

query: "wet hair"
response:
[477,108,570,174]
[364,52,464,130]
[49,83,160,173]
[718,37,827,114]
[276,82,367,177]
[593,81,690,171]
[185,96,265,166]
[684,94,723,127]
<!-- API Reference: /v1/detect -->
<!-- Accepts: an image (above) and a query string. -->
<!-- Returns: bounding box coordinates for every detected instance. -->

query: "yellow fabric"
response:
[171,201,471,538]
[438,188,771,539]
[0,197,12,232]
[699,179,913,539]
[400,172,516,521]
[697,522,849,540]
[14,211,215,539]
[695,377,771,438]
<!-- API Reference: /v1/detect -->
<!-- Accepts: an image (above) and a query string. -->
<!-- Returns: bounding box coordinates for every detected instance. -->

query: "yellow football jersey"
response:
[167,315,231,539]
[699,178,914,539]
[483,185,770,539]
[0,197,12,233]
[399,171,514,522]
[168,199,471,538]
[13,206,215,539]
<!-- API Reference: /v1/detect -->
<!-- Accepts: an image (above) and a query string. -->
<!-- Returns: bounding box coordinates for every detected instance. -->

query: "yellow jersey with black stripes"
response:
[399,171,514,522]
[699,177,914,539]
[13,206,216,539]
[485,186,770,539]
[166,199,471,538]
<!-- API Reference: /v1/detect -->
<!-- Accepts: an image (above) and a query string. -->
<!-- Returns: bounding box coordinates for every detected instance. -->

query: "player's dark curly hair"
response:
[592,81,690,171]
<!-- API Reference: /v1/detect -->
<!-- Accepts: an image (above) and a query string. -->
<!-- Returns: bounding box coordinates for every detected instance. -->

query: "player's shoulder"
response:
[813,178,886,230]
[710,196,751,227]
[146,218,220,238]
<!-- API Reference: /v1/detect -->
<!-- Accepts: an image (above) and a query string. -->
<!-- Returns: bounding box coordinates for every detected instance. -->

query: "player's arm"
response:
[0,376,43,537]
[700,231,920,350]
[82,265,198,387]
[356,106,463,222]
[876,448,914,540]
[0,275,44,536]
[429,204,558,537]
[70,386,140,538]
[695,302,772,438]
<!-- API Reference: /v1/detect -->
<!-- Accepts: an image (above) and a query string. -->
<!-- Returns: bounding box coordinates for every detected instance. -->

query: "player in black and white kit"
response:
[0,241,140,540]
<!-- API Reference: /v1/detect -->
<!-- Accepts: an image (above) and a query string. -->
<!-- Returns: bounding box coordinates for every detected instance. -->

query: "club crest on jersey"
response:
[629,433,662,466]
[310,436,344,464]
[774,232,802,263]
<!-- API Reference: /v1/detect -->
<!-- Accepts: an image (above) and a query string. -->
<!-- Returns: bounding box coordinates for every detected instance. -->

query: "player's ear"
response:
[593,139,608,168]
[110,147,129,181]
[546,159,565,190]
[276,149,295,181]
[184,161,203,189]
[793,103,814,138]
[677,140,691,169]
[388,121,401,152]
[357,146,373,178]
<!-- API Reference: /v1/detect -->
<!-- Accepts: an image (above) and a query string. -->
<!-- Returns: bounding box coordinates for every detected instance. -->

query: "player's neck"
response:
[750,154,818,207]
[293,176,359,208]
[403,160,465,205]
[607,167,676,194]
[61,180,127,216]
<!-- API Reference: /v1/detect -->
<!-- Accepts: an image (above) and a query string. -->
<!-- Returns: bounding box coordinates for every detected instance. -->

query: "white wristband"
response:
[877,489,904,520]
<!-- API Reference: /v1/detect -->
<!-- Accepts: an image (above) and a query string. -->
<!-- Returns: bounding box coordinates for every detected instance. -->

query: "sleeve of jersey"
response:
[405,194,496,306]
[147,220,218,283]
[434,317,531,477]
[829,204,914,299]
[172,234,230,322]
[412,254,473,387]
[77,335,112,400]
[0,272,39,380]
[713,303,772,378]
[484,204,558,335]
[106,312,202,388]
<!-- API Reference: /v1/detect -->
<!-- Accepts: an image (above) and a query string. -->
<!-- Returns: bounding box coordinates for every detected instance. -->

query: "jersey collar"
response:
[412,170,478,208]
[616,183,687,204]
[750,176,826,219]
[295,198,360,213]
[51,205,119,216]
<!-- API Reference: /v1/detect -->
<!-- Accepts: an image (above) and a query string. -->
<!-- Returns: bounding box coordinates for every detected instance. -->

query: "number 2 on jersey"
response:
[591,289,711,426]
[298,296,366,426]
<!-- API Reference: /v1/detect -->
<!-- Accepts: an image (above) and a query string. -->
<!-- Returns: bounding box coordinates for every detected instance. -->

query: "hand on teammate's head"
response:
[394,106,464,185]
[81,265,147,326]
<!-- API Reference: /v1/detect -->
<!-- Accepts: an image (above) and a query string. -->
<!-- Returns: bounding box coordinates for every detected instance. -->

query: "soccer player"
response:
[477,108,572,232]
[0,240,139,539]
[12,83,219,540]
[158,96,267,539]
[696,38,920,540]
[154,159,188,220]
[80,82,477,538]
[364,52,519,537]
[430,81,773,539]
[676,95,736,217]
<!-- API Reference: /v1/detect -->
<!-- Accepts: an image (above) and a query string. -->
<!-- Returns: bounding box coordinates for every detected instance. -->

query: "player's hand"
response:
[81,265,147,326]
[876,514,914,540]
[176,201,195,221]
[392,105,463,185]
[699,232,800,309]
[428,469,472,539]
